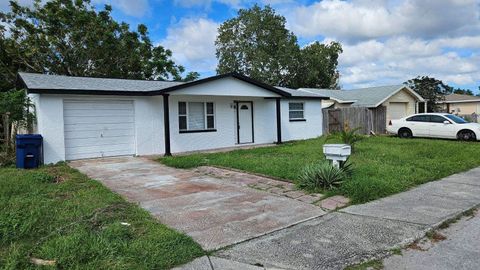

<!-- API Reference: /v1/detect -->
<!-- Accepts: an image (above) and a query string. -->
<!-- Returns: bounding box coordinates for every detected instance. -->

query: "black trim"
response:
[235,101,254,144]
[179,129,217,134]
[276,98,282,144]
[289,119,306,122]
[264,96,328,100]
[162,94,171,156]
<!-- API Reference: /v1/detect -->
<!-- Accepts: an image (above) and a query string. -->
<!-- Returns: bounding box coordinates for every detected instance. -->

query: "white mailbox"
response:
[323,144,351,167]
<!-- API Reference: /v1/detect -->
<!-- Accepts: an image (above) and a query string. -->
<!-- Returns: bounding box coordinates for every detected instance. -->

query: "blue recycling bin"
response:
[16,134,43,169]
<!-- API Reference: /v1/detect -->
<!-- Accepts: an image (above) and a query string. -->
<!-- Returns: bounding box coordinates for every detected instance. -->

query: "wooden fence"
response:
[322,106,387,135]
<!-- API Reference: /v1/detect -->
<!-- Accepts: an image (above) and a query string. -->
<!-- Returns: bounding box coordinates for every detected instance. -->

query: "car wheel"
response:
[457,130,477,141]
[398,128,412,138]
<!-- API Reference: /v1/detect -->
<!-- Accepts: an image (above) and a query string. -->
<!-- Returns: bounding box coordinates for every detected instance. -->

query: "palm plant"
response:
[327,126,364,152]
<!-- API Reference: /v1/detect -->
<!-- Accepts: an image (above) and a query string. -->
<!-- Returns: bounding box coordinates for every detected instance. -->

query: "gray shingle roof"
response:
[298,85,418,107]
[18,72,184,92]
[442,93,480,103]
[275,86,327,98]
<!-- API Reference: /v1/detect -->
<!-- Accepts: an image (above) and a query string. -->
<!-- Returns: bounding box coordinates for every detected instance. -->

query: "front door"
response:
[236,102,253,144]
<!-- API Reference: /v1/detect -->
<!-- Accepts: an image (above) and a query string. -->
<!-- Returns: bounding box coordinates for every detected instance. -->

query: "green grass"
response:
[161,136,480,204]
[0,164,204,269]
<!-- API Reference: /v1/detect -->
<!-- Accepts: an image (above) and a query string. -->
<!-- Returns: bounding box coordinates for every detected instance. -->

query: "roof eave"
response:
[27,88,153,96]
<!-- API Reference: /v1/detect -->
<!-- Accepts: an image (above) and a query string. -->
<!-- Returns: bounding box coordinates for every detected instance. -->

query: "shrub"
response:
[327,126,364,152]
[296,160,352,192]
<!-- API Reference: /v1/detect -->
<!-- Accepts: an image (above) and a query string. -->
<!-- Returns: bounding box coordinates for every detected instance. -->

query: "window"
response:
[178,102,215,132]
[406,115,428,122]
[429,115,448,123]
[445,114,468,124]
[289,102,305,121]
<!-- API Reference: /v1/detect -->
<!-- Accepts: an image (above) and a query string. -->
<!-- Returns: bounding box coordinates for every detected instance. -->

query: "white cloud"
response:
[338,36,480,88]
[93,0,150,17]
[161,18,219,72]
[288,0,479,41]
[284,0,480,90]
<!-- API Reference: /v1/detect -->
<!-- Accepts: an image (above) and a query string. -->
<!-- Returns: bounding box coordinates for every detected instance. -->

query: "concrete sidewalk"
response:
[185,167,480,270]
[383,209,479,270]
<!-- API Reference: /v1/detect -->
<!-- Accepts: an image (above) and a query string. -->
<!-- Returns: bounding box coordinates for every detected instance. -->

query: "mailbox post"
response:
[323,144,351,168]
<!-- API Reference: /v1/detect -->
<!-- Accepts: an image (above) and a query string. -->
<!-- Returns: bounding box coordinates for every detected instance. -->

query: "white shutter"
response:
[188,102,205,130]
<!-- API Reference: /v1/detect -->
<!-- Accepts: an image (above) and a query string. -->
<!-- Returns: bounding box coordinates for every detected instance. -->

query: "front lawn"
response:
[161,136,480,203]
[0,164,203,269]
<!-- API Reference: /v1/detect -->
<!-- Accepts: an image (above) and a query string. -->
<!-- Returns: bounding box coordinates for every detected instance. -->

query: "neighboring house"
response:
[437,93,480,117]
[298,85,426,123]
[18,72,326,164]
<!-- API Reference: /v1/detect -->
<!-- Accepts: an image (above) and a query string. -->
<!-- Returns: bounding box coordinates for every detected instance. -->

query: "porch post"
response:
[424,101,428,113]
[415,102,419,114]
[275,98,282,144]
[162,94,171,156]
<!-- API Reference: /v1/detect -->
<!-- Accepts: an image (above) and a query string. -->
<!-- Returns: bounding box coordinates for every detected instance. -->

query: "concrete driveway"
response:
[70,156,325,250]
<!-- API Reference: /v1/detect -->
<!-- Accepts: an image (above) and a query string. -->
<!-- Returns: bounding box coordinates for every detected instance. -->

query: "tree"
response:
[453,88,474,95]
[215,4,342,88]
[294,41,343,89]
[404,76,452,112]
[216,5,300,87]
[0,0,198,92]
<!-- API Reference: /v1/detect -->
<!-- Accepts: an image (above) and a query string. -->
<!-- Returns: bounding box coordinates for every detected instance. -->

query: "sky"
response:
[1,0,480,92]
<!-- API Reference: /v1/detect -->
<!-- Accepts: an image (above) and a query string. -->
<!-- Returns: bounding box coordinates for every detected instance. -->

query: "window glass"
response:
[289,102,304,120]
[406,115,428,122]
[429,115,447,123]
[206,102,214,114]
[289,110,304,119]
[179,116,187,130]
[289,102,304,110]
[179,102,187,115]
[445,114,468,124]
[207,116,214,129]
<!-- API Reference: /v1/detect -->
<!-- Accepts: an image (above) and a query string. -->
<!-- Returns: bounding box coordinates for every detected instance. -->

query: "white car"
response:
[387,113,480,141]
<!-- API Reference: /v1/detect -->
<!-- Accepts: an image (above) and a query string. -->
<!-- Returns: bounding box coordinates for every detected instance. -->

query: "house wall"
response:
[383,89,417,122]
[445,102,480,114]
[281,99,323,141]
[30,94,164,164]
[31,79,324,163]
[168,95,276,153]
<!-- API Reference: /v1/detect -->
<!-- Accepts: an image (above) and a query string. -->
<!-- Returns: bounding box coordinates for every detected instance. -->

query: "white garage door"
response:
[389,102,407,120]
[63,99,135,160]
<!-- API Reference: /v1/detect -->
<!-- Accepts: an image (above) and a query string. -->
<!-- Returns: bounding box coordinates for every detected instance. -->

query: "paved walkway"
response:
[383,209,479,270]
[69,157,325,250]
[204,167,480,270]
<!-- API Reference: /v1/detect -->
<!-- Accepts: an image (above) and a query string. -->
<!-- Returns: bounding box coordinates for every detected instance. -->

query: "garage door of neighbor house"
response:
[389,102,407,120]
[63,99,135,160]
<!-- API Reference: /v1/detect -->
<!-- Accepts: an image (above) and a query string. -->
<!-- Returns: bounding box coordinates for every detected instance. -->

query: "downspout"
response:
[162,94,171,156]
[276,98,282,144]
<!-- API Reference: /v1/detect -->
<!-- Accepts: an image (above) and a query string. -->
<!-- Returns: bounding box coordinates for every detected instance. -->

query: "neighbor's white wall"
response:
[172,77,281,98]
[281,99,323,141]
[35,94,164,164]
[169,95,276,153]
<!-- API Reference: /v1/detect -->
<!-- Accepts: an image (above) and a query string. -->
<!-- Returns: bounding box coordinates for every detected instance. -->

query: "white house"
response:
[18,72,327,164]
